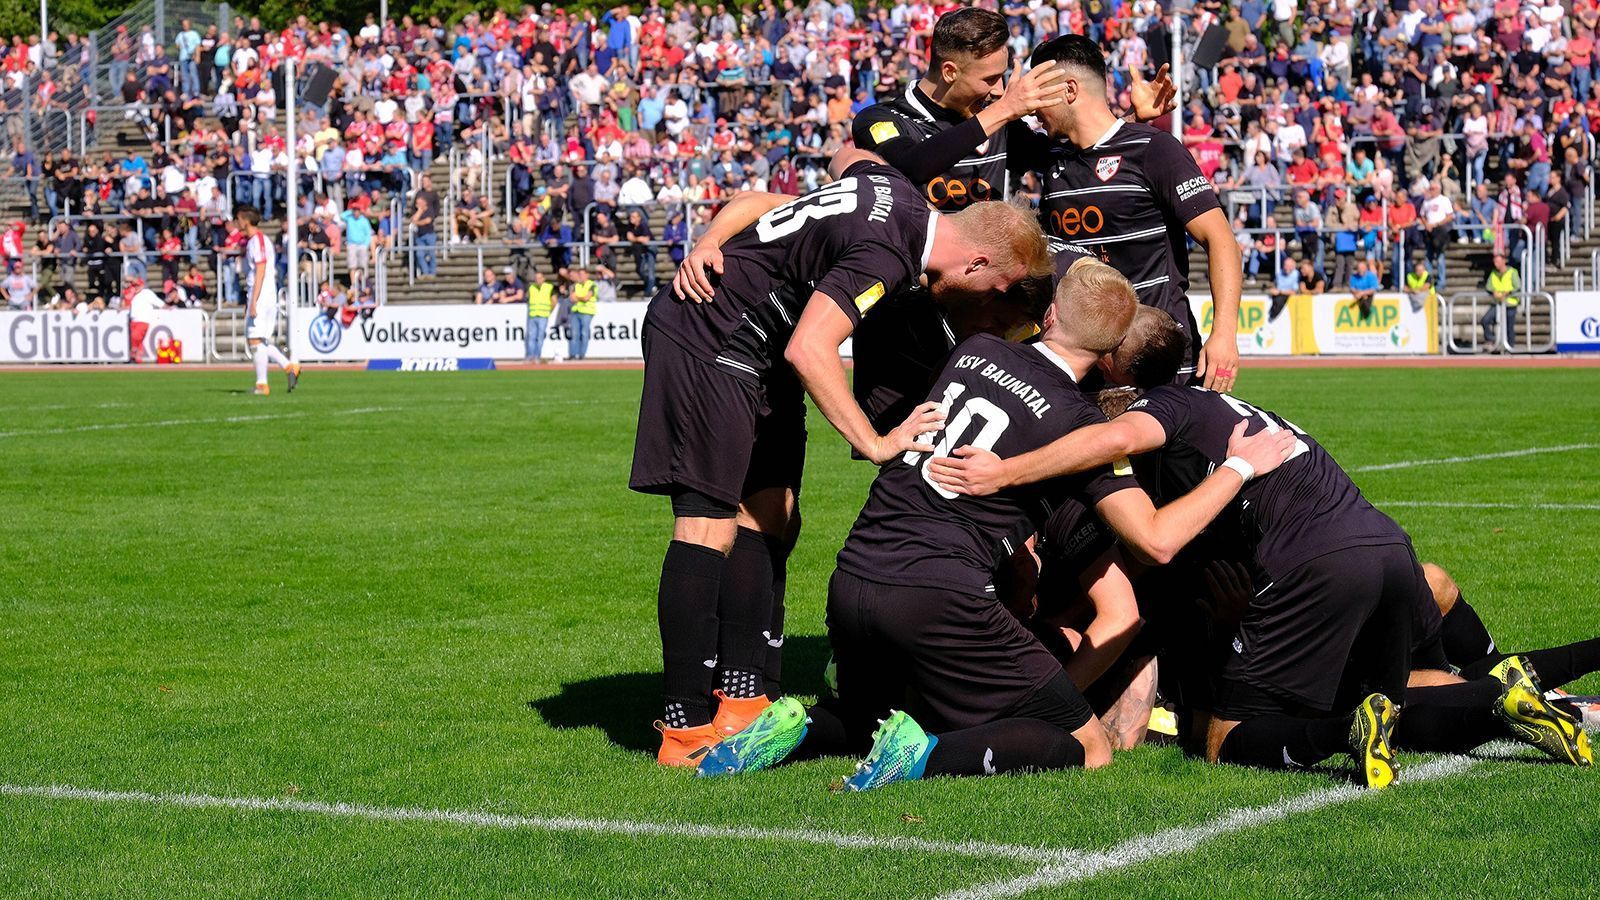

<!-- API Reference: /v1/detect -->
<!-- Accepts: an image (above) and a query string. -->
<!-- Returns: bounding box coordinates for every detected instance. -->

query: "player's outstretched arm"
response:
[1065,547,1144,692]
[1094,423,1296,565]
[785,294,944,464]
[1189,208,1244,392]
[928,412,1168,496]
[671,191,793,303]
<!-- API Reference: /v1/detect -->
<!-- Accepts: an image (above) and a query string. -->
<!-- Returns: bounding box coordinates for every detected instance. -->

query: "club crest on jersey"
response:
[1095,156,1123,182]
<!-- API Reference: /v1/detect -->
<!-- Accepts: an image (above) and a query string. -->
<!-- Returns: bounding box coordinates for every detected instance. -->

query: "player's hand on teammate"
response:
[870,400,946,465]
[1198,560,1253,627]
[673,241,725,303]
[925,445,1007,496]
[1198,336,1241,393]
[1225,420,1296,478]
[1128,64,1177,122]
[995,59,1069,121]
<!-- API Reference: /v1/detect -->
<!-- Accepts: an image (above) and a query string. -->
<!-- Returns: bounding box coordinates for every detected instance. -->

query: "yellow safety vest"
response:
[571,280,598,316]
[1487,268,1519,305]
[527,282,554,318]
[1405,271,1430,291]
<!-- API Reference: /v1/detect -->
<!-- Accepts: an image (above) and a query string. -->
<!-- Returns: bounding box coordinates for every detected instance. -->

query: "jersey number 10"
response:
[903,382,1012,500]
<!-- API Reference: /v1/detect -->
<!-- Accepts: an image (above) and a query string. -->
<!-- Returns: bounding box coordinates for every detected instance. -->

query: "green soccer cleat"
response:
[696,697,809,777]
[1349,693,1400,790]
[841,710,937,792]
[1492,656,1593,767]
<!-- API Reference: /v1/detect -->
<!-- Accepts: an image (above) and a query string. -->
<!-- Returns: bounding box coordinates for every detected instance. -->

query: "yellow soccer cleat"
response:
[1349,693,1400,790]
[1493,656,1593,767]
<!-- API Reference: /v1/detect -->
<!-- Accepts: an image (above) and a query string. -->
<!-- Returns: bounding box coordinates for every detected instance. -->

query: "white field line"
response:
[0,782,1069,865]
[935,755,1478,900]
[1379,500,1600,512]
[0,406,398,439]
[1351,443,1600,473]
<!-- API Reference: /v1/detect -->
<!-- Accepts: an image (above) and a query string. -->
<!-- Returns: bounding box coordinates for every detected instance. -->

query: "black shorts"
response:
[1218,542,1427,716]
[628,323,807,509]
[826,567,1092,734]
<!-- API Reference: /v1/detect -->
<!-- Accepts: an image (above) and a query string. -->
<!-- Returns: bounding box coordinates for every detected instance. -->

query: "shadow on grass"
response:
[527,635,832,754]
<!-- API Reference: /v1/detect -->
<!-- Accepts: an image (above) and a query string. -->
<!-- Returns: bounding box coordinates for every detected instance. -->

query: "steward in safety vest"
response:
[1405,261,1435,313]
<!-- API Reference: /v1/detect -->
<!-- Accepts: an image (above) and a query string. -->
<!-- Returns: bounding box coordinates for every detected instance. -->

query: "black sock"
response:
[764,544,788,699]
[1440,593,1498,669]
[716,527,776,699]
[1217,715,1351,770]
[923,718,1086,778]
[1393,679,1505,753]
[1520,637,1600,690]
[658,540,726,728]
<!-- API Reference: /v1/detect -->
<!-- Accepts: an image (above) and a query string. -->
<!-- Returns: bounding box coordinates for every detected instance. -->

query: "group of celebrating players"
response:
[627,11,1598,792]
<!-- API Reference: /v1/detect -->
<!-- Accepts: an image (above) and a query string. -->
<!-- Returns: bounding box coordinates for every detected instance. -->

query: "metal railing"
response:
[1441,291,1555,355]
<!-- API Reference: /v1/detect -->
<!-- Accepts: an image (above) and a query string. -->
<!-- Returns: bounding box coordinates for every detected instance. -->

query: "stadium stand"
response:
[0,0,1595,356]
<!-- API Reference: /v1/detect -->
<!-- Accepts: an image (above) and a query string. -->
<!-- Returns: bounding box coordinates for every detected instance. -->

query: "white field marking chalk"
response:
[1378,501,1600,512]
[0,782,1067,865]
[935,755,1478,900]
[0,406,397,439]
[1351,443,1600,473]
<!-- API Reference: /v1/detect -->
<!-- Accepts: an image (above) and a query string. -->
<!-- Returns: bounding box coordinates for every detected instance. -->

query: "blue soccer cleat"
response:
[842,710,938,792]
[697,697,809,777]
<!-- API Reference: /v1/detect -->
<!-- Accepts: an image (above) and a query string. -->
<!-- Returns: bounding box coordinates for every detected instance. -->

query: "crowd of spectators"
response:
[0,0,1595,318]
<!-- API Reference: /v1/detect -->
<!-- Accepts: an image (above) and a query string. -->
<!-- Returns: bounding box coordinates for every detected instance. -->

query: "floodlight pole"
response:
[286,56,299,362]
[1171,9,1183,139]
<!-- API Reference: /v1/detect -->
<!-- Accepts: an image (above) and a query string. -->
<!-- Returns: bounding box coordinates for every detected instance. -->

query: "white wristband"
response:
[1220,456,1255,483]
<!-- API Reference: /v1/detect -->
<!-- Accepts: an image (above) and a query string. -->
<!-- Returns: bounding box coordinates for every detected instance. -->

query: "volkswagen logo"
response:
[308,314,342,353]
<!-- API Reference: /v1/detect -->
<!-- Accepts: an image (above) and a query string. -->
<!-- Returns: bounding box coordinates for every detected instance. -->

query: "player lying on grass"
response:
[928,308,1592,787]
[696,260,1299,789]
[632,151,1055,767]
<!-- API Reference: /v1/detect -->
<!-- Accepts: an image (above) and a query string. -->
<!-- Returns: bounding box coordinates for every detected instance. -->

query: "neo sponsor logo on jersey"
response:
[924,176,996,208]
[307,314,343,353]
[1048,205,1104,236]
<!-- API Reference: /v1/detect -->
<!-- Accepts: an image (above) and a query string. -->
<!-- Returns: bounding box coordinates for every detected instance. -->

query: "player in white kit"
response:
[239,206,300,395]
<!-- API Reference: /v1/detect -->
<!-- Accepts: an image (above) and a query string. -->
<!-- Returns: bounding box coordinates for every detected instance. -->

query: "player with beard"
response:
[1016,34,1243,392]
[633,155,1054,767]
[842,9,1175,432]
[695,261,1300,789]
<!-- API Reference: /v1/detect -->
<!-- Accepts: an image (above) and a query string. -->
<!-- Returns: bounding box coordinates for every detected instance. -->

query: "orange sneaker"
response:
[252,383,270,396]
[711,691,772,738]
[655,721,721,768]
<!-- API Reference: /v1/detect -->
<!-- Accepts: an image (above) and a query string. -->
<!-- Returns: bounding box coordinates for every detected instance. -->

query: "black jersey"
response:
[836,333,1136,596]
[1015,121,1221,374]
[645,162,933,384]
[1125,385,1408,583]
[852,85,1012,211]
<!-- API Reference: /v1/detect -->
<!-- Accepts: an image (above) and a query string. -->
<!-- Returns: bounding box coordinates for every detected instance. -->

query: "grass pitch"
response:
[0,366,1597,898]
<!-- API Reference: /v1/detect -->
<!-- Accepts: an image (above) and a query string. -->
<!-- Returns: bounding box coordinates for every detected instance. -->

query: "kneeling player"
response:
[697,261,1298,788]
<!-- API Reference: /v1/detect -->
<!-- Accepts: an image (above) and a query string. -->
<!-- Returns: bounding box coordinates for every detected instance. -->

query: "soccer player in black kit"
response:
[631,155,1054,766]
[930,309,1594,785]
[695,261,1300,788]
[845,9,1176,431]
[1018,34,1244,392]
